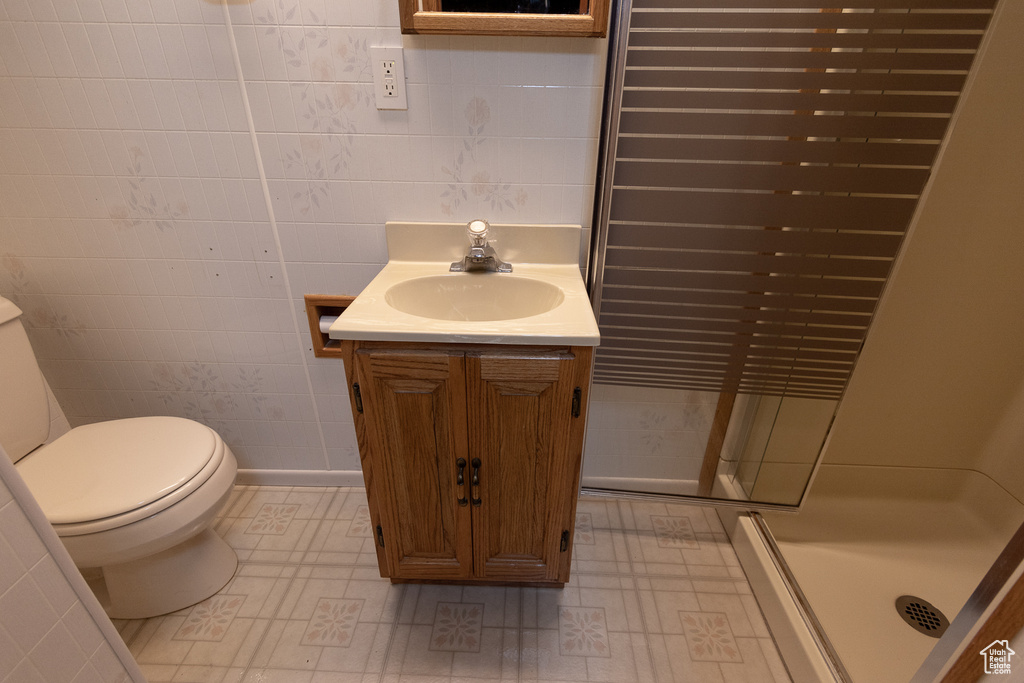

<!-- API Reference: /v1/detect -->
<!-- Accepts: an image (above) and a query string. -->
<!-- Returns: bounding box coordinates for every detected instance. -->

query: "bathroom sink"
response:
[385,274,564,322]
[329,222,600,346]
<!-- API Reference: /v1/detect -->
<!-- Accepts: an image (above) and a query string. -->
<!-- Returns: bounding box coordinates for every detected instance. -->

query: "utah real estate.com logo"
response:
[980,640,1016,675]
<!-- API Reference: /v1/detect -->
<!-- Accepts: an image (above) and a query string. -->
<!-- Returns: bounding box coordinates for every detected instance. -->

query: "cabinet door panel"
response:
[356,349,472,580]
[467,351,578,582]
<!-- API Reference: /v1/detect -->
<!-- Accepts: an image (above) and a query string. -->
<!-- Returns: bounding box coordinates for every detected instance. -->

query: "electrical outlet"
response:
[370,47,407,111]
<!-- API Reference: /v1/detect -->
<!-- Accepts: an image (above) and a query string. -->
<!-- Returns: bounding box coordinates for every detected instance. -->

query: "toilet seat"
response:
[16,417,226,536]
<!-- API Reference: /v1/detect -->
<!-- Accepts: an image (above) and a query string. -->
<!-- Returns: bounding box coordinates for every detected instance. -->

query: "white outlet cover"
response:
[370,46,408,111]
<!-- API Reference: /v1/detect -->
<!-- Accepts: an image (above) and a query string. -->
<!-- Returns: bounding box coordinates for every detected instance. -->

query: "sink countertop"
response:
[329,222,601,346]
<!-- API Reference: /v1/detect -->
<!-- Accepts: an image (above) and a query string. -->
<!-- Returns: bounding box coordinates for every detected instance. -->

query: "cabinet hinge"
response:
[560,529,570,552]
[571,387,582,418]
[353,383,363,413]
[376,524,384,548]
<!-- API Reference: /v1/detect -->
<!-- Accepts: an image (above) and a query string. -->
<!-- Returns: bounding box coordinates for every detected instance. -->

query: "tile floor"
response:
[112,486,791,683]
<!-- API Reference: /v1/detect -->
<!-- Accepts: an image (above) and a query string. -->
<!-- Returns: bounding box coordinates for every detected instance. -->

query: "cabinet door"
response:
[466,349,590,582]
[355,348,473,580]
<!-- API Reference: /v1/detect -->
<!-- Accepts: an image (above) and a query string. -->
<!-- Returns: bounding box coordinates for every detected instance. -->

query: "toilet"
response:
[0,296,238,619]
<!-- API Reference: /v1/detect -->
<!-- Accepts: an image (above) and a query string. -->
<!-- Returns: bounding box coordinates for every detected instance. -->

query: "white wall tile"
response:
[38,23,77,77]
[34,80,74,128]
[85,24,126,79]
[1,0,607,478]
[0,80,28,127]
[1,0,30,22]
[130,24,168,79]
[0,458,141,682]
[13,132,51,175]
[49,0,83,22]
[60,25,102,77]
[109,23,149,79]
[0,131,27,171]
[156,24,194,79]
[0,24,30,75]
[12,78,56,128]
[98,0,131,23]
[148,0,179,25]
[17,24,59,77]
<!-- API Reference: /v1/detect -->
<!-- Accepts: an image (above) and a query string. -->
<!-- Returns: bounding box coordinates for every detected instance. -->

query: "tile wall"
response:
[0,0,606,474]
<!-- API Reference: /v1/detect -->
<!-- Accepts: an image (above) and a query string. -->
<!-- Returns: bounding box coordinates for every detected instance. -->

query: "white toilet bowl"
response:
[15,416,239,619]
[0,296,239,619]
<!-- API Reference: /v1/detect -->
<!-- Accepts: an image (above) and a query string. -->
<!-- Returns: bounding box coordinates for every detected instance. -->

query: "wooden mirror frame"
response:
[398,0,609,37]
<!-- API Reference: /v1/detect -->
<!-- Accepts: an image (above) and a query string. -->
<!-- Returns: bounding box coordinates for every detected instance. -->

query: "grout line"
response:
[376,583,409,683]
[517,584,524,683]
[121,485,790,681]
[235,486,337,679]
[219,0,331,472]
[620,497,664,683]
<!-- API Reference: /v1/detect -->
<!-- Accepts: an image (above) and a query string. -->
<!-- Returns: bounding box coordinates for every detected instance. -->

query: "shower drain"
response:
[895,595,949,638]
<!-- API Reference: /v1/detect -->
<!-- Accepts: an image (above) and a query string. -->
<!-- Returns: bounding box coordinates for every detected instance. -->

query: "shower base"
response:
[721,464,1023,682]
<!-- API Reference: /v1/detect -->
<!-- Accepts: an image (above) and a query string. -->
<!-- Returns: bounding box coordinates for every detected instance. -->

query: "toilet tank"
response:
[0,297,51,463]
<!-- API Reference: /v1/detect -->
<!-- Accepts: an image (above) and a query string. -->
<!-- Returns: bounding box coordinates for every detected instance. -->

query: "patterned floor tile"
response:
[680,611,743,663]
[574,513,595,544]
[123,563,293,679]
[303,492,380,567]
[348,506,372,538]
[651,515,700,549]
[115,486,790,683]
[386,624,455,677]
[558,606,610,657]
[246,503,300,535]
[175,595,247,641]
[217,516,320,565]
[302,598,363,647]
[430,602,484,652]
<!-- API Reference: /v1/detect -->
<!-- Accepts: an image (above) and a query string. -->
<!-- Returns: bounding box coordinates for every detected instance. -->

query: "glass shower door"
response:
[585,0,994,507]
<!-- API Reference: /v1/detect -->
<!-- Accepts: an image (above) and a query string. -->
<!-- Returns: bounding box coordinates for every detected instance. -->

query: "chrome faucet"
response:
[450,220,512,273]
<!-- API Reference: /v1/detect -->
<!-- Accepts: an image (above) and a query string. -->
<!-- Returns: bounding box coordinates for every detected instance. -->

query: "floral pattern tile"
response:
[119,485,789,682]
[441,96,527,216]
[680,611,743,663]
[429,602,483,653]
[302,598,363,647]
[247,503,300,535]
[347,505,371,537]
[652,515,700,549]
[174,595,246,642]
[558,606,611,657]
[574,513,595,545]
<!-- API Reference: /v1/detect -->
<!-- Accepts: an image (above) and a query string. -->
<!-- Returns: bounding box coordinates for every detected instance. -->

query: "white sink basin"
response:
[329,222,600,346]
[385,274,565,322]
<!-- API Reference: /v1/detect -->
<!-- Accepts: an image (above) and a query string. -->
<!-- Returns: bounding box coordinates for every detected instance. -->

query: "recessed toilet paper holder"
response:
[304,294,355,358]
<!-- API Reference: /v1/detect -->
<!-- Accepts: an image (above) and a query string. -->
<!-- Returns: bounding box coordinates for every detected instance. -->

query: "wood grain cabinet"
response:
[398,0,610,38]
[340,341,593,586]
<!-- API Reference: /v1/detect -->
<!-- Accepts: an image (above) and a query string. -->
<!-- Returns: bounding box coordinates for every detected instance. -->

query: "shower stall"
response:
[586,0,1024,679]
[733,3,1024,676]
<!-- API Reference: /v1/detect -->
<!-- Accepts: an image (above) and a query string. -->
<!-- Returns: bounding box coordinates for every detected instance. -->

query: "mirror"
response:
[398,0,609,37]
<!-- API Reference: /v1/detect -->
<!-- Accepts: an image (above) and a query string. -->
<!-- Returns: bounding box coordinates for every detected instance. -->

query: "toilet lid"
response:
[16,417,219,525]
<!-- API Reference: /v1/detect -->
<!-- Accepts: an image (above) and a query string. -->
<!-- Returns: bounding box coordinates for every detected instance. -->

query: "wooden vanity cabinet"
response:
[341,341,593,586]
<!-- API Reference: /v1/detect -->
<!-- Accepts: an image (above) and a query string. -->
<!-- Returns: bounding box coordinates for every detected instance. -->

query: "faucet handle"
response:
[468,219,489,246]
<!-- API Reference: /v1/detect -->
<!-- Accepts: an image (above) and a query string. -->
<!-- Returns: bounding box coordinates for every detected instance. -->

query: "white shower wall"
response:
[0,0,607,475]
[581,384,719,493]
